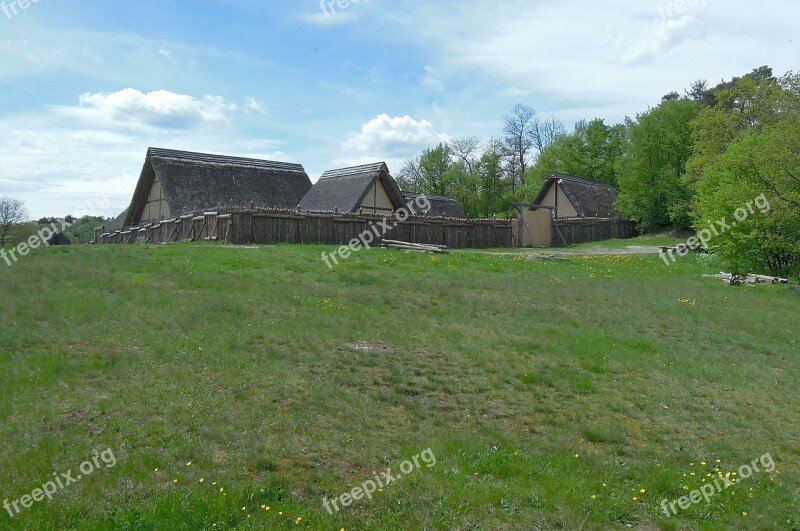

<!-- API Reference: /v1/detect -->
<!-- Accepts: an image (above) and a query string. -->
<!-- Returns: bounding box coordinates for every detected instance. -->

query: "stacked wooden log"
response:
[660,243,707,255]
[529,254,570,262]
[703,272,789,286]
[382,239,448,254]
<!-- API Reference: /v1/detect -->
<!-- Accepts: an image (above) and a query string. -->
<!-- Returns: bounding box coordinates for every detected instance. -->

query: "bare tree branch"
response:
[0,196,28,246]
[503,104,537,189]
[450,137,481,174]
[396,157,424,191]
[780,163,800,184]
[532,116,566,154]
[749,163,800,208]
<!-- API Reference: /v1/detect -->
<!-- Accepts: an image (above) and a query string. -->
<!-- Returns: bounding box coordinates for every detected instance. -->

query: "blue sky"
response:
[0,0,797,218]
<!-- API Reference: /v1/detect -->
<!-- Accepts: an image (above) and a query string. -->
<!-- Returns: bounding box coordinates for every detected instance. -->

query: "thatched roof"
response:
[532,173,620,218]
[104,209,128,233]
[402,192,468,218]
[297,162,405,213]
[44,230,71,245]
[125,148,312,225]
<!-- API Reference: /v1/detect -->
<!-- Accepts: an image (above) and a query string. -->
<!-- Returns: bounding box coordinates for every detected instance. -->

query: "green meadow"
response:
[0,242,798,530]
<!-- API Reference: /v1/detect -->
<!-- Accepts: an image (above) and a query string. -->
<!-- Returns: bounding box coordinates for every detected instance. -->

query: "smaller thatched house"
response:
[401,192,467,218]
[297,163,406,215]
[515,174,624,247]
[44,230,71,245]
[124,148,312,226]
[531,173,619,219]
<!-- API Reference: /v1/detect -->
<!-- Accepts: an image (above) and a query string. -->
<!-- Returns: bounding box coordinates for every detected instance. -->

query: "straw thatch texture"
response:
[532,173,620,218]
[297,162,405,213]
[125,148,312,226]
[401,192,468,219]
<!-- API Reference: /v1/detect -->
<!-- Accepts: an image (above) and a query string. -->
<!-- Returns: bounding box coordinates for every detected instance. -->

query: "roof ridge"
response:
[320,162,387,179]
[148,147,306,173]
[549,173,614,188]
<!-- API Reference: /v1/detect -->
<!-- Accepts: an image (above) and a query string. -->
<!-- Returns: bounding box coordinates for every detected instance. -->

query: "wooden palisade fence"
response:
[94,210,514,249]
[551,218,637,247]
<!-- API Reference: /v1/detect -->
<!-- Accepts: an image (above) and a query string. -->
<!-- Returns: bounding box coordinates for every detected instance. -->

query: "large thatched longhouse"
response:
[107,149,471,236]
[123,148,313,226]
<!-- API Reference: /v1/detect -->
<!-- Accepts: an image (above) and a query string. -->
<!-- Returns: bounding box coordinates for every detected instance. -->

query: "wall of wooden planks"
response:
[95,210,514,249]
[550,218,638,247]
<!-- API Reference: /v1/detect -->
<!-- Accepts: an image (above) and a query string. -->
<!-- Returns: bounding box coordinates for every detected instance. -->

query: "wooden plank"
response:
[383,239,448,249]
[384,244,447,253]
[253,213,305,220]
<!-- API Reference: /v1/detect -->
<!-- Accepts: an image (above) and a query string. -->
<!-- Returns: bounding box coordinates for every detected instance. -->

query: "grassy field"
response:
[568,234,692,250]
[0,242,798,530]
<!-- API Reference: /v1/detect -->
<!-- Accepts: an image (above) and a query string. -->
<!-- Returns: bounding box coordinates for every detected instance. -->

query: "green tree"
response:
[695,116,800,277]
[692,72,800,277]
[520,118,625,202]
[685,68,785,196]
[57,215,109,241]
[522,131,583,192]
[475,138,511,217]
[418,143,453,196]
[448,137,482,217]
[581,119,625,186]
[397,143,454,197]
[684,66,775,110]
[615,99,700,232]
[398,138,513,218]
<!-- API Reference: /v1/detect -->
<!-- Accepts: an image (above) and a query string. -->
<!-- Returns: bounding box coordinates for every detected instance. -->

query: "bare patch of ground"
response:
[344,342,396,354]
[486,245,663,258]
[526,245,663,257]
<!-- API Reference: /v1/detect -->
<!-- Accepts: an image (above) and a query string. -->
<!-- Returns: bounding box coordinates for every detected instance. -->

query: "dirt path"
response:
[487,245,664,257]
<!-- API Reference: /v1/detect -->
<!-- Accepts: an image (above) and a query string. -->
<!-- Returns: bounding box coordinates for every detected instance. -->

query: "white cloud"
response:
[73,89,237,131]
[2,0,798,217]
[245,97,269,115]
[422,65,446,92]
[0,118,145,218]
[379,0,799,124]
[333,114,451,176]
[0,90,286,218]
[343,114,449,156]
[619,16,705,65]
